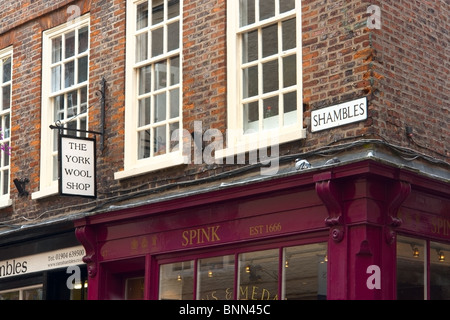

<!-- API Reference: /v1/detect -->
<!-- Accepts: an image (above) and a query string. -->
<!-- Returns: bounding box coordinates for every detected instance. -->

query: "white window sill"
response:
[115,152,186,180]
[31,184,58,200]
[0,197,12,209]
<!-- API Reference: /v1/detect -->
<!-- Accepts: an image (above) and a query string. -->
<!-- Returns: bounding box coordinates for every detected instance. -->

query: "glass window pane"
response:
[2,85,10,111]
[167,21,179,52]
[152,28,164,57]
[78,56,88,83]
[169,122,180,152]
[263,59,278,93]
[240,0,255,27]
[67,90,78,117]
[78,26,89,53]
[243,101,259,133]
[54,94,65,121]
[138,97,151,127]
[154,125,166,155]
[159,261,194,300]
[3,114,10,139]
[80,86,88,113]
[283,243,327,300]
[136,33,148,63]
[64,61,75,88]
[396,236,425,300]
[139,65,152,95]
[152,0,164,25]
[2,142,9,165]
[2,169,9,195]
[262,24,278,58]
[282,18,296,51]
[2,57,11,83]
[22,288,43,300]
[238,249,279,300]
[280,0,295,13]
[154,93,167,122]
[155,60,167,90]
[51,65,61,92]
[283,91,297,126]
[242,31,258,63]
[263,96,278,130]
[243,66,258,98]
[170,56,180,85]
[260,0,275,21]
[138,129,151,159]
[430,242,450,300]
[168,0,180,19]
[65,31,75,58]
[137,2,149,30]
[125,277,145,300]
[197,255,235,300]
[283,54,296,88]
[52,37,62,63]
[0,290,19,300]
[169,89,179,118]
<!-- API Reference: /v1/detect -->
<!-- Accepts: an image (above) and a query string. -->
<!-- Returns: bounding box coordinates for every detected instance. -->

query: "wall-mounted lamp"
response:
[411,244,420,258]
[13,178,29,197]
[437,250,445,262]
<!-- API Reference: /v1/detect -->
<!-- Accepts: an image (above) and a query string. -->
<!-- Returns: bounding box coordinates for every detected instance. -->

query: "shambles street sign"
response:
[59,135,96,198]
[311,97,368,132]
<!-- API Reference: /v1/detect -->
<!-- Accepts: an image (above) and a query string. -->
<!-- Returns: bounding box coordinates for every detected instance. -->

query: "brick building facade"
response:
[0,0,448,300]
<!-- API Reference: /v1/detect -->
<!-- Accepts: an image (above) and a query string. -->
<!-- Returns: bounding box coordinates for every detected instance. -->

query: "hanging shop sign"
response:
[311,97,368,132]
[59,135,97,198]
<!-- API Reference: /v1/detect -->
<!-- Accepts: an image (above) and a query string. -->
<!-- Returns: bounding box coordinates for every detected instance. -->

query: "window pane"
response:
[2,169,9,195]
[137,2,149,30]
[138,129,151,159]
[262,24,278,58]
[54,94,64,121]
[283,54,296,88]
[169,122,180,152]
[263,59,278,93]
[396,236,425,300]
[139,65,152,95]
[0,291,19,300]
[52,37,62,63]
[240,0,255,27]
[260,0,275,21]
[3,114,10,138]
[283,243,327,300]
[263,96,278,130]
[283,91,297,126]
[67,90,78,117]
[243,66,258,98]
[78,56,88,83]
[168,0,180,19]
[170,56,180,85]
[22,288,43,300]
[197,255,235,300]
[51,65,61,92]
[2,142,9,165]
[154,125,166,155]
[169,89,179,118]
[2,85,10,111]
[152,28,164,57]
[280,0,295,13]
[167,21,179,52]
[125,277,145,300]
[64,61,75,88]
[155,60,167,89]
[430,242,450,300]
[78,26,89,53]
[136,33,148,63]
[242,30,258,63]
[152,0,164,25]
[238,249,279,300]
[65,31,75,58]
[80,86,88,113]
[159,261,194,300]
[2,57,11,83]
[138,97,151,127]
[282,18,296,51]
[154,93,167,122]
[243,101,259,133]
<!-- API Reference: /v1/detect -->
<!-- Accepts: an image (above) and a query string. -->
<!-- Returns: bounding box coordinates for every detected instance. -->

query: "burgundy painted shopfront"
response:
[74,159,450,300]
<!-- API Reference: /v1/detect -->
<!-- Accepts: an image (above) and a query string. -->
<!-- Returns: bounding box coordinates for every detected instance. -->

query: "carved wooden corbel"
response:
[384,181,411,244]
[75,225,97,277]
[316,178,344,242]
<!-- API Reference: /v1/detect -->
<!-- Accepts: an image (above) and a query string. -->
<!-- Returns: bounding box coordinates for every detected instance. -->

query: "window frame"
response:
[33,14,90,200]
[217,0,305,159]
[116,0,184,180]
[0,46,12,208]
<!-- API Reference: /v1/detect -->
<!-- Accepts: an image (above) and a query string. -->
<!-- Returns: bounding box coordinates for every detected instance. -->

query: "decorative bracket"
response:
[315,175,344,242]
[75,225,97,278]
[384,181,411,244]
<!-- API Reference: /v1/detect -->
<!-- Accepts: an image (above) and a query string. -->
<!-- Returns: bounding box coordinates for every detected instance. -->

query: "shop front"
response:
[74,159,450,300]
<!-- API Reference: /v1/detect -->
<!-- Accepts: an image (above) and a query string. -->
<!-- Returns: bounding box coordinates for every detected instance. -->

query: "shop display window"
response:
[158,242,328,300]
[0,285,43,300]
[430,241,450,299]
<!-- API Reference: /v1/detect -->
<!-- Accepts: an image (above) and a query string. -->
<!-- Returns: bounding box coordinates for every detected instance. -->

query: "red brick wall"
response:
[0,0,447,226]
